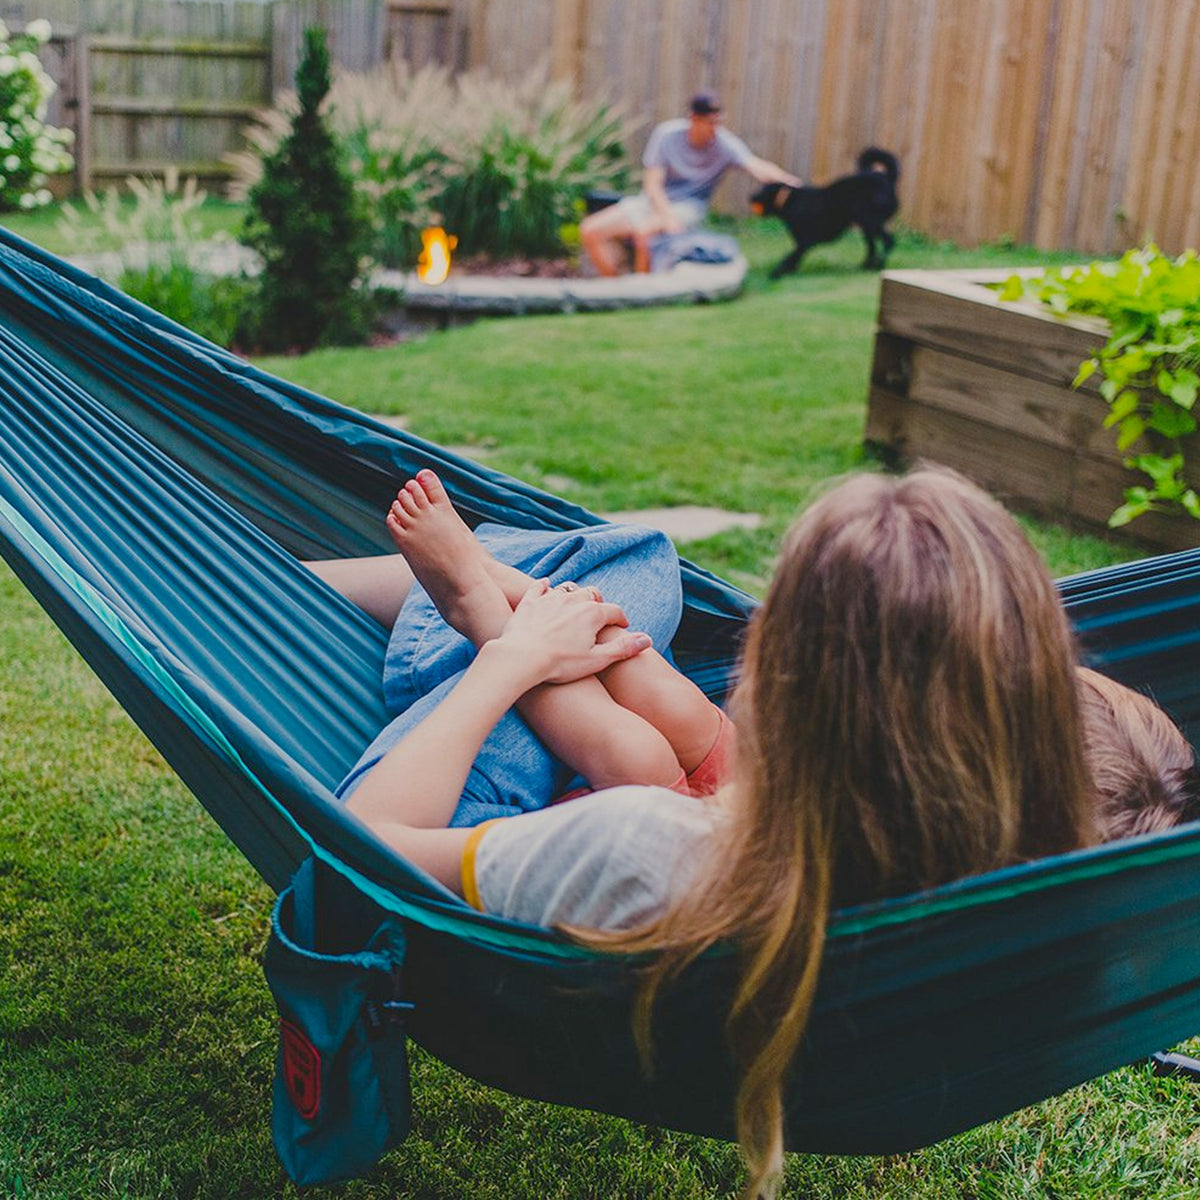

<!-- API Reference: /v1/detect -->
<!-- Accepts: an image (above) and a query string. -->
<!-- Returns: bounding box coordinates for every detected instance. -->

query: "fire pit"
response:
[385,257,746,316]
[374,225,747,322]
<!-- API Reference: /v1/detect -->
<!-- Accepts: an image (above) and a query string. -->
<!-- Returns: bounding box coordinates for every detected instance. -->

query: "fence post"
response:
[75,34,92,193]
[550,0,587,94]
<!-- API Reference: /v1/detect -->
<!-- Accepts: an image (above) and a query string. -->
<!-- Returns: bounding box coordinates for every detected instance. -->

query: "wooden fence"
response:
[6,1,273,188]
[5,0,467,188]
[459,0,1200,256]
[7,0,1200,255]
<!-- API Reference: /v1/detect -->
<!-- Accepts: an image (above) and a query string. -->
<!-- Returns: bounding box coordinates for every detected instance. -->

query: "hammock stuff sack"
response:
[4,223,1200,1181]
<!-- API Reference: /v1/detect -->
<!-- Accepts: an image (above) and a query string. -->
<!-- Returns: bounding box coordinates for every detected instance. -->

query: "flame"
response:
[417,226,457,285]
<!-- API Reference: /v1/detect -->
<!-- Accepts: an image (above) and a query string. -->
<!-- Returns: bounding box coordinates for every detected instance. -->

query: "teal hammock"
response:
[4,224,1200,1173]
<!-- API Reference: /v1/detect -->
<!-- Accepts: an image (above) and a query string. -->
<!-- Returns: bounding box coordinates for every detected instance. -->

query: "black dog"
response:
[751,147,900,278]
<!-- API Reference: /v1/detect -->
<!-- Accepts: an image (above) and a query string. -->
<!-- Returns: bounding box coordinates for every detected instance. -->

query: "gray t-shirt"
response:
[467,786,726,930]
[642,119,754,203]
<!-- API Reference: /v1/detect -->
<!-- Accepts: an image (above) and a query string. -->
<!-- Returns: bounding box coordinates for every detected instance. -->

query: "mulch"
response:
[450,254,585,280]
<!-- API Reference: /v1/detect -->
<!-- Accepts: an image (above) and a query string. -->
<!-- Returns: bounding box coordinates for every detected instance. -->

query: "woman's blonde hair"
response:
[582,468,1096,1198]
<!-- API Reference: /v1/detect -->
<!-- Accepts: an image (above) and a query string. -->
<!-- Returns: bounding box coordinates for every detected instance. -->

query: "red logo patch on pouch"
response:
[280,1019,321,1120]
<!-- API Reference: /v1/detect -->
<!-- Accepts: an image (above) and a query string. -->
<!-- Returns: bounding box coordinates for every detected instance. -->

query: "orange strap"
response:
[461,818,502,910]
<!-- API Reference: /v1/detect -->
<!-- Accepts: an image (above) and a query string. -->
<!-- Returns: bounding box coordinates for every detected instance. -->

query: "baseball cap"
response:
[690,91,721,116]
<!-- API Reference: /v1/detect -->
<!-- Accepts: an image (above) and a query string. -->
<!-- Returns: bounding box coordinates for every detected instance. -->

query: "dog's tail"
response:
[857,147,899,181]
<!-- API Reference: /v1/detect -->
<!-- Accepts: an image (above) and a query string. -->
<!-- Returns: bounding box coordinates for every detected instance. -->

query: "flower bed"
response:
[864,267,1200,551]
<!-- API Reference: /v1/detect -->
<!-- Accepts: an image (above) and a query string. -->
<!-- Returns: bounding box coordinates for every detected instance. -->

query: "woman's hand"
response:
[498,580,652,685]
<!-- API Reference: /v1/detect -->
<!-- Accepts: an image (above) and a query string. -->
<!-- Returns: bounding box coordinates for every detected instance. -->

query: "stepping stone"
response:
[599,506,762,541]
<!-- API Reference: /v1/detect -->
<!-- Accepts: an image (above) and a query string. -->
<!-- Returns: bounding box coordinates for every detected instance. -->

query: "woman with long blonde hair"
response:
[337,466,1098,1197]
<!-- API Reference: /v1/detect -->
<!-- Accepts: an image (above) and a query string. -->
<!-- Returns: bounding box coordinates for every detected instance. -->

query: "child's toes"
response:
[404,478,430,511]
[416,469,449,507]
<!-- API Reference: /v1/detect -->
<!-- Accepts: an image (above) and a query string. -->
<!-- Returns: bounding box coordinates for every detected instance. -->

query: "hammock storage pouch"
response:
[264,857,413,1185]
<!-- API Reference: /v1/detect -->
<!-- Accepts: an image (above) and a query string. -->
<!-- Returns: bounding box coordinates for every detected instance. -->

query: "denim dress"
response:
[336,523,684,826]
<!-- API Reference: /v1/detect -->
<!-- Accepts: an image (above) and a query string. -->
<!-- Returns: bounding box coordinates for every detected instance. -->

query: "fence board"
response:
[1156,0,1200,250]
[384,1,458,72]
[1071,0,1136,252]
[271,0,384,91]
[1120,0,1171,247]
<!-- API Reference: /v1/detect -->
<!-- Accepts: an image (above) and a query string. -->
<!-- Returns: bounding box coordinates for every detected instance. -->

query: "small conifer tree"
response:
[242,27,371,350]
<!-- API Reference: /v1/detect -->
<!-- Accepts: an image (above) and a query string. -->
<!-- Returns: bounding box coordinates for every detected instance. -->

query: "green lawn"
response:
[4,204,1198,1199]
[3,194,246,256]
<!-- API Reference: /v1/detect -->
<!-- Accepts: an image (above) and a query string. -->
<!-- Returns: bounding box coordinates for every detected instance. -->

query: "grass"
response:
[256,219,1120,591]
[5,201,1198,1199]
[1,194,246,256]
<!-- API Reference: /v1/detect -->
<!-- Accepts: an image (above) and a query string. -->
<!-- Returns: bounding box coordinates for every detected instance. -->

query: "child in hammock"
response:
[376,468,732,802]
[328,469,1199,839]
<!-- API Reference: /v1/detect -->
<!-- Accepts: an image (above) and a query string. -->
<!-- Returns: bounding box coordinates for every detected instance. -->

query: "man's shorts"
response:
[602,193,707,231]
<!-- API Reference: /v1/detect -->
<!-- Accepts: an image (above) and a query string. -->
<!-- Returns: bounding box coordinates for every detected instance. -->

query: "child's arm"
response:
[345,582,652,892]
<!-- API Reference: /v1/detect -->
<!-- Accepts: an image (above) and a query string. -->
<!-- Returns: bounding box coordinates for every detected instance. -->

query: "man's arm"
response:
[742,155,803,187]
[642,165,683,233]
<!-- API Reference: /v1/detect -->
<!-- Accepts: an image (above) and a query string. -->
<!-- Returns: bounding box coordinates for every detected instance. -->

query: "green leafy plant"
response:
[57,170,253,347]
[240,26,372,351]
[438,68,631,260]
[0,17,74,212]
[331,64,453,268]
[1000,245,1200,528]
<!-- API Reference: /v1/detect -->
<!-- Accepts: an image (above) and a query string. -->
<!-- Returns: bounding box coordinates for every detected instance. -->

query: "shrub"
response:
[229,62,633,268]
[240,26,372,351]
[0,18,74,212]
[332,64,455,268]
[1001,244,1200,528]
[58,171,253,348]
[228,63,453,270]
[438,68,632,260]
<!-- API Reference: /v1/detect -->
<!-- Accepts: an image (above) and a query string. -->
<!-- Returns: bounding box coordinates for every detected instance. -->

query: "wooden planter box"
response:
[865,268,1200,553]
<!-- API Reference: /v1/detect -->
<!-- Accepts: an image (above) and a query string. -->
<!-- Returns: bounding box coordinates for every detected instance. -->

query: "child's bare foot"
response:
[387,470,512,644]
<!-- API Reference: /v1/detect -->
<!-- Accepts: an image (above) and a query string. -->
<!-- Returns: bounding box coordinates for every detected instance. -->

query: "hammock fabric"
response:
[4,224,1200,1174]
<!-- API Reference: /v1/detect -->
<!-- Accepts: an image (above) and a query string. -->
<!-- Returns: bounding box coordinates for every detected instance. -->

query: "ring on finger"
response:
[559,581,580,593]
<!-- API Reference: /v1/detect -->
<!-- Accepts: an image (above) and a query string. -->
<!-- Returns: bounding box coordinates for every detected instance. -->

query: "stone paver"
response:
[599,506,762,541]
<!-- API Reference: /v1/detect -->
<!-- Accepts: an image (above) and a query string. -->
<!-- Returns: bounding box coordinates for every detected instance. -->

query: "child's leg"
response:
[389,474,685,791]
[594,627,725,773]
[395,469,723,775]
[305,555,416,628]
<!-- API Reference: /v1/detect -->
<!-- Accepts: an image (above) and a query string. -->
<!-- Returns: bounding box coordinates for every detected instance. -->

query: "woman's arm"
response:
[345,581,652,892]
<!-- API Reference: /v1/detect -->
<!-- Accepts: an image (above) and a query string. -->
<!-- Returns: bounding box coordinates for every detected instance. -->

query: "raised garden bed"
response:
[865,268,1200,552]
